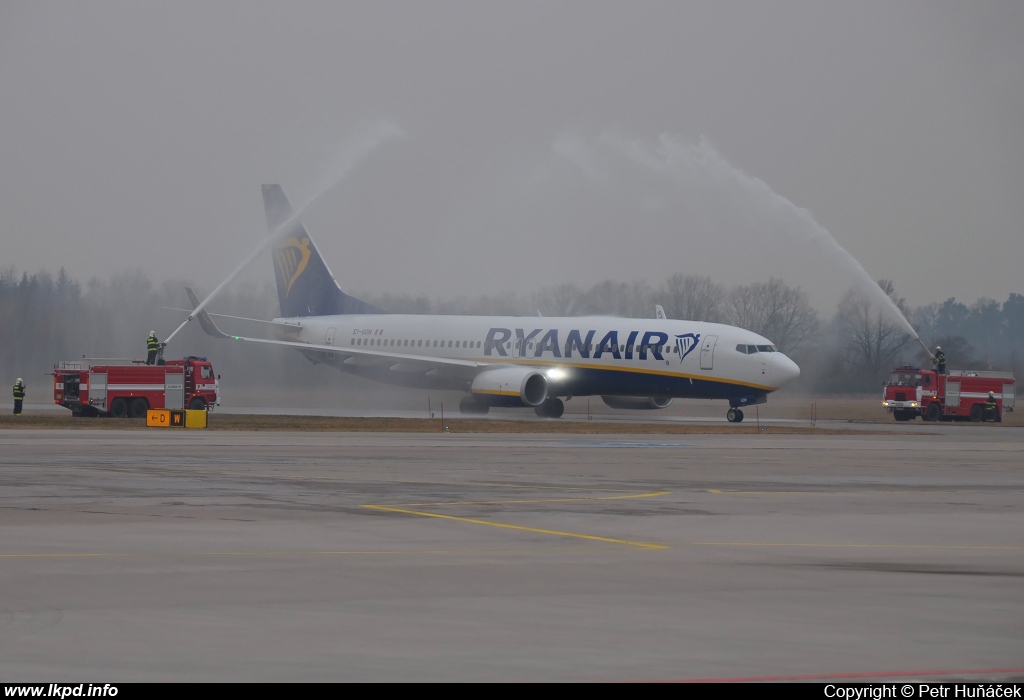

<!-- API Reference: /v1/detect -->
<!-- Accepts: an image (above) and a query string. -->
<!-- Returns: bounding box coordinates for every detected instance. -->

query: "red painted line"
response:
[653,667,1024,683]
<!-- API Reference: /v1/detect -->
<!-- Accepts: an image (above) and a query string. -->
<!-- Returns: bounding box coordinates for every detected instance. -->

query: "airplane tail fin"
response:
[262,184,384,317]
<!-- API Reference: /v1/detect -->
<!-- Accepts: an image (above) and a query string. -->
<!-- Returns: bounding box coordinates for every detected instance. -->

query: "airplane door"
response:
[325,327,337,361]
[700,335,718,370]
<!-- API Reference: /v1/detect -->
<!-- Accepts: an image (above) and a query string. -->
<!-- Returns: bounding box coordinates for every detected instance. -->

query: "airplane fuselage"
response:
[273,313,800,403]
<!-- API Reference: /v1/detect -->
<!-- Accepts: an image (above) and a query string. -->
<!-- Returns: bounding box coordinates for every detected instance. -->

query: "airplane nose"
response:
[772,354,801,387]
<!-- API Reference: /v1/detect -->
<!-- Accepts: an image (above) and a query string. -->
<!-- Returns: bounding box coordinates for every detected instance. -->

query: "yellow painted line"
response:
[685,542,1021,551]
[391,490,671,507]
[364,504,668,550]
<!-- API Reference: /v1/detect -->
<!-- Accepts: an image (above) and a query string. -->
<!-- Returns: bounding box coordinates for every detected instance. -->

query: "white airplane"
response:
[189,184,800,421]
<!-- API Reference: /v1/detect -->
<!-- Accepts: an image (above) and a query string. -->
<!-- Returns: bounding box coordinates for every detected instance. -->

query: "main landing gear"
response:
[459,396,490,416]
[535,398,565,418]
[726,408,744,423]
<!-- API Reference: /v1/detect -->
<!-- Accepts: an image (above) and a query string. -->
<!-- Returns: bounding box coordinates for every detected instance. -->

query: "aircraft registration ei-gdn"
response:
[188,184,800,421]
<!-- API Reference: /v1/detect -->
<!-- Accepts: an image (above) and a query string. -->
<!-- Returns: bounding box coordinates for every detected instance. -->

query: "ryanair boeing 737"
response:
[189,185,800,421]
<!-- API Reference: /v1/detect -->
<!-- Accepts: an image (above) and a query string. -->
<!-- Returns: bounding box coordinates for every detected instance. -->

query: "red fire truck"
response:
[882,366,1015,422]
[52,357,219,418]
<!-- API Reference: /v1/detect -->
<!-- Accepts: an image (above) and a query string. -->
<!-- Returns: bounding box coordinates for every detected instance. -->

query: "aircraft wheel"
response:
[110,398,128,418]
[727,408,744,423]
[189,397,207,411]
[129,398,149,418]
[460,396,489,416]
[534,399,565,418]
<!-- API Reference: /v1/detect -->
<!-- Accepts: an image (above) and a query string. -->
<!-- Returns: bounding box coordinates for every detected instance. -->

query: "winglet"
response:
[186,287,232,340]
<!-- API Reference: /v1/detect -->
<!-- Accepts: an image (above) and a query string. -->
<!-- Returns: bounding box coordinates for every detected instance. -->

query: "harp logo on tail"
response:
[274,236,313,297]
[675,333,700,363]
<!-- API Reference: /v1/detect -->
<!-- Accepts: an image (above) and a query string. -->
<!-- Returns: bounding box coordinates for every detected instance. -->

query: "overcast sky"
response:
[2,1,1022,313]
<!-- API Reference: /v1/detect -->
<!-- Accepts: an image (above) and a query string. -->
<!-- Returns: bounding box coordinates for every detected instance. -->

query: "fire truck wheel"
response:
[969,404,983,422]
[129,398,149,419]
[188,397,207,411]
[110,398,128,418]
[924,403,941,422]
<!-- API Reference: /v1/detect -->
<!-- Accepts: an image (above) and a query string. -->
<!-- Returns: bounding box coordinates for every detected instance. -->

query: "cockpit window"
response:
[735,344,748,354]
[755,345,775,353]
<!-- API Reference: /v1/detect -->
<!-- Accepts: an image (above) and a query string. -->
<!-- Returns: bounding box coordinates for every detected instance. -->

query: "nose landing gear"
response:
[726,408,744,423]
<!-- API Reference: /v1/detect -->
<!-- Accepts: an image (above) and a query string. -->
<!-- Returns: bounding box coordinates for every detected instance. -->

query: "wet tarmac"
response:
[1,428,1022,681]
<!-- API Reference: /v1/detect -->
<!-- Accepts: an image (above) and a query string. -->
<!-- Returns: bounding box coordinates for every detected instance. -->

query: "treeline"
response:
[1,266,1020,399]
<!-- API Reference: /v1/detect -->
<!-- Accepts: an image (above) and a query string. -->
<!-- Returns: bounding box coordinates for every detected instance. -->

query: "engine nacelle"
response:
[471,367,548,407]
[601,395,673,410]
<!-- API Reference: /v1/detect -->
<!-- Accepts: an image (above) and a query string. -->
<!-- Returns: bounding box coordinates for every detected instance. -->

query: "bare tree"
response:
[835,279,913,377]
[661,274,725,322]
[756,278,818,354]
[725,278,818,353]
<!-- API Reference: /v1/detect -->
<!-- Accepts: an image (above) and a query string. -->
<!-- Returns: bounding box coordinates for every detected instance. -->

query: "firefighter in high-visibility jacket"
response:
[985,391,999,422]
[13,378,25,415]
[146,331,161,365]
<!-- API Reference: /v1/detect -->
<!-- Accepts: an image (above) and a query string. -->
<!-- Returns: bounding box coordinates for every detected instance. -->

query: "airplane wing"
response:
[186,287,489,379]
[162,306,292,331]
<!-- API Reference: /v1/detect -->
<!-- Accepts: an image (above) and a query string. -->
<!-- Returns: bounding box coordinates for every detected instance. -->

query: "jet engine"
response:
[601,396,673,410]
[471,367,548,407]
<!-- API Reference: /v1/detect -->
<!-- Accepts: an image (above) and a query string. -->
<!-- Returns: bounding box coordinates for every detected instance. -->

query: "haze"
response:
[2,2,1022,311]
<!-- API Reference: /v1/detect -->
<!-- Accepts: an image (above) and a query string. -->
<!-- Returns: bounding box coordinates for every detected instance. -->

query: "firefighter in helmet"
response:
[985,391,998,422]
[932,346,946,374]
[13,378,26,415]
[147,331,161,365]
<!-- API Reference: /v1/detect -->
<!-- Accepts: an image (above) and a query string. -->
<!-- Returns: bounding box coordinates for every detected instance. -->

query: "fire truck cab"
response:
[53,356,219,418]
[883,366,1015,423]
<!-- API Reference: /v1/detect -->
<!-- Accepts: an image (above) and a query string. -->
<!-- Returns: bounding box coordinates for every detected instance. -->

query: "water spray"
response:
[163,121,405,347]
[915,336,935,360]
[558,132,923,344]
